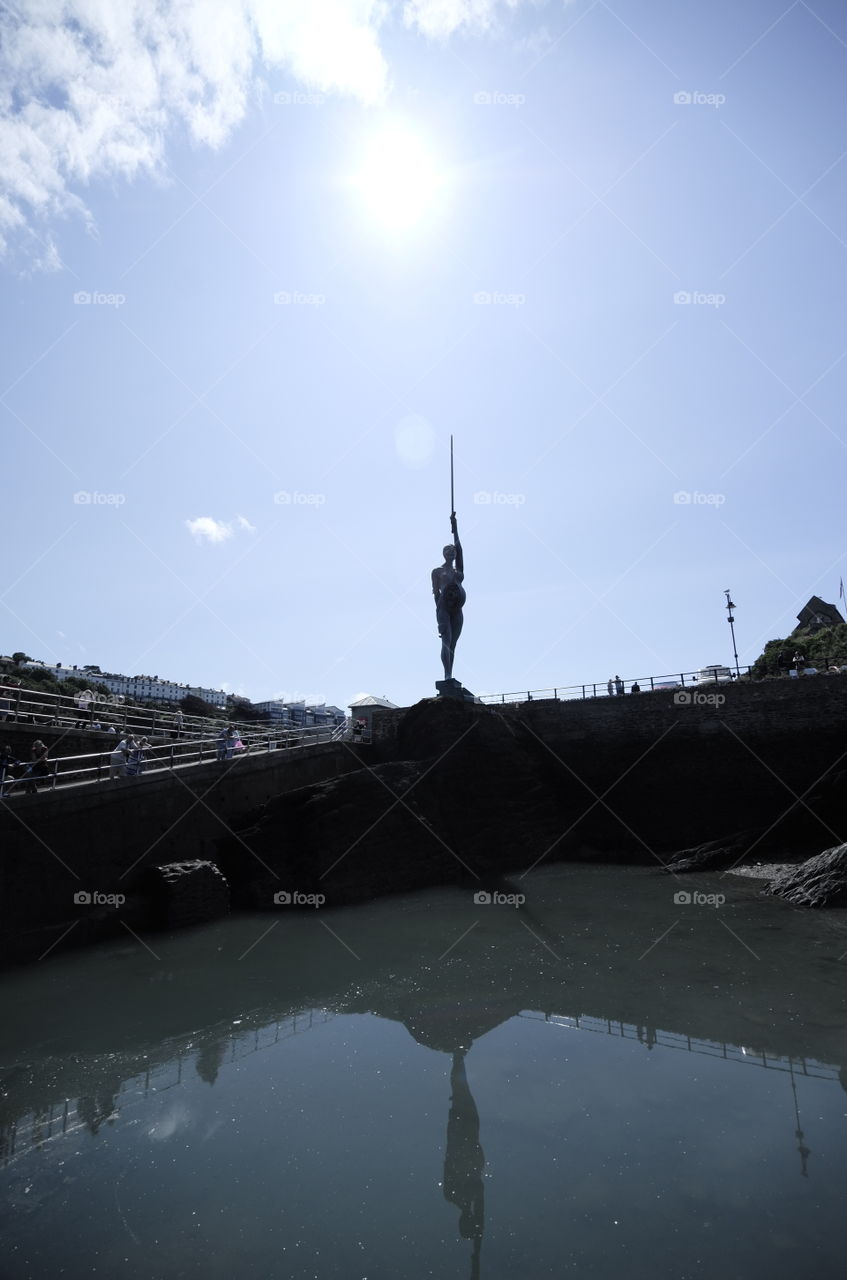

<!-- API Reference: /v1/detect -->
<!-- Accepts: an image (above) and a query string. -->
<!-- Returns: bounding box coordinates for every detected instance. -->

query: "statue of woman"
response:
[432,511,466,681]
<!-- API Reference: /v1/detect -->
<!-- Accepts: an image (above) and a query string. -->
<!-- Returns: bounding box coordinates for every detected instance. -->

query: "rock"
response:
[666,767,847,873]
[148,859,230,929]
[765,843,847,908]
[218,700,594,907]
[663,834,754,873]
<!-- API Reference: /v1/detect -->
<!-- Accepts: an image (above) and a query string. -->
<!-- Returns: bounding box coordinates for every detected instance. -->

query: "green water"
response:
[1,864,846,1279]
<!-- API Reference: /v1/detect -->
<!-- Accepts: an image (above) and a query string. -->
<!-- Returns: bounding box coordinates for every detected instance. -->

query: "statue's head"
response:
[443,544,455,562]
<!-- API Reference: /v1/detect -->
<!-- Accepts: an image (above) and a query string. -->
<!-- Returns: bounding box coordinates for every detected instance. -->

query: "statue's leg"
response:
[441,621,454,679]
[446,610,462,679]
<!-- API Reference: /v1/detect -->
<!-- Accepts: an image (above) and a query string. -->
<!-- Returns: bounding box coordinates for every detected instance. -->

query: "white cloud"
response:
[0,0,533,263]
[403,0,530,40]
[185,514,255,544]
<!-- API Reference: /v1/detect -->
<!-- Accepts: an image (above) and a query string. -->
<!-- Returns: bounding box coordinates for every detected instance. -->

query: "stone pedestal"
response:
[436,678,477,703]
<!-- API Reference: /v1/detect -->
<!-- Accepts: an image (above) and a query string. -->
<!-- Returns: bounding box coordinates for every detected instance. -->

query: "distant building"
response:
[348,693,399,737]
[22,662,227,708]
[794,597,845,634]
[252,700,345,729]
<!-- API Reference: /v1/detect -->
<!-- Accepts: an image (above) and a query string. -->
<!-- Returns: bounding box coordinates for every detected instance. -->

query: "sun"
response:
[355,123,444,231]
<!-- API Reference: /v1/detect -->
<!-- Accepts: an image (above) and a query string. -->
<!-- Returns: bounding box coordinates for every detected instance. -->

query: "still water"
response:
[1,864,846,1280]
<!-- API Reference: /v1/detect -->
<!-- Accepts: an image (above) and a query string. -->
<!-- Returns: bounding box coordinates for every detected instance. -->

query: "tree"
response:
[11,652,32,666]
[181,692,224,719]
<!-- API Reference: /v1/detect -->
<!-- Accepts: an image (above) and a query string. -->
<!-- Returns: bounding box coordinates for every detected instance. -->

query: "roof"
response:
[348,694,399,709]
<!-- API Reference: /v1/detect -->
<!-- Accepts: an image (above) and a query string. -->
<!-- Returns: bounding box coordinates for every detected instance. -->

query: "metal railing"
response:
[0,725,345,798]
[0,680,344,745]
[479,666,755,705]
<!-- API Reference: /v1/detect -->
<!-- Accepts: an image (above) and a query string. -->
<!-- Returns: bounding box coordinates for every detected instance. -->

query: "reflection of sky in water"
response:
[1,866,846,1279]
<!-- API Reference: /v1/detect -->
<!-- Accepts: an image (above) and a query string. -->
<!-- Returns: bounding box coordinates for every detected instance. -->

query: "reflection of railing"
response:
[517,1009,841,1080]
[0,1009,335,1166]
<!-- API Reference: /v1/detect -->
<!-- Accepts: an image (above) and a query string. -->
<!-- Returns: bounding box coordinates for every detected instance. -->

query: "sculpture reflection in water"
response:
[443,1049,485,1280]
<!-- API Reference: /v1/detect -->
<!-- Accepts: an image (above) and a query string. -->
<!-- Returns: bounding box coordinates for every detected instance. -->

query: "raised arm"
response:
[451,512,463,577]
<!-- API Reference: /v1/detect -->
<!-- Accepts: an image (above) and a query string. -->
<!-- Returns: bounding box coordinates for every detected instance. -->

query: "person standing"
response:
[25,739,50,793]
[109,736,129,780]
[614,675,624,697]
[607,678,614,697]
[125,735,142,777]
[0,745,20,795]
[133,737,151,775]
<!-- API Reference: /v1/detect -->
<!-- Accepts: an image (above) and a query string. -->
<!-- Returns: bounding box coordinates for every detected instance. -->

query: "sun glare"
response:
[355,124,444,231]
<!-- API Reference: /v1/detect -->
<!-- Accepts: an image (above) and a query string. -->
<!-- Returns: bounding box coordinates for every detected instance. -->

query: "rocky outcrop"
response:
[217,699,610,908]
[147,859,230,928]
[665,767,847,875]
[765,843,847,908]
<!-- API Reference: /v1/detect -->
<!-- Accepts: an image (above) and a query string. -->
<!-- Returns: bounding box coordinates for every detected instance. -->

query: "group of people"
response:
[109,735,153,780]
[0,739,51,795]
[216,725,244,762]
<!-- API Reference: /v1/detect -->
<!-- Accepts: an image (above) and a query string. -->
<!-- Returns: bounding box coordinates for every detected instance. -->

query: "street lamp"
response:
[725,589,740,677]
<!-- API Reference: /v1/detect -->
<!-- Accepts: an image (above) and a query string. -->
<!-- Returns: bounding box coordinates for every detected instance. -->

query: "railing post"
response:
[50,761,58,791]
[14,685,21,720]
[170,744,175,770]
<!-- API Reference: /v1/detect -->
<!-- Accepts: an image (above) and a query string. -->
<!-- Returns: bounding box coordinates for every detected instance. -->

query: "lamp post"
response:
[725,589,740,677]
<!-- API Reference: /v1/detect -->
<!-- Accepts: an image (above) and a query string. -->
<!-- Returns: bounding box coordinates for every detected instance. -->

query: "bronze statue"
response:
[433,437,466,684]
[432,510,466,681]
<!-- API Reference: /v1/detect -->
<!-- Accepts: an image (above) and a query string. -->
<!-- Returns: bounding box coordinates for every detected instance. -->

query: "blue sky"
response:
[2,0,847,708]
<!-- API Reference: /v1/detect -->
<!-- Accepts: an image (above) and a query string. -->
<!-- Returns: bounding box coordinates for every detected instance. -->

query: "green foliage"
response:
[749,623,847,679]
[11,652,31,665]
[181,692,225,719]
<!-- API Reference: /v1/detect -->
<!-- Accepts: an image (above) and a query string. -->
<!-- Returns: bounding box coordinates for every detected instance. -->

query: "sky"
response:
[2,0,847,710]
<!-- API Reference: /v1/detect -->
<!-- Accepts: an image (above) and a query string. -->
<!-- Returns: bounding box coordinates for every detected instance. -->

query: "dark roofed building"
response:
[794,596,845,633]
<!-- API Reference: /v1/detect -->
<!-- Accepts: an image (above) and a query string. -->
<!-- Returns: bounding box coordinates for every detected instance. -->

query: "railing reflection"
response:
[517,1009,841,1080]
[0,1009,335,1166]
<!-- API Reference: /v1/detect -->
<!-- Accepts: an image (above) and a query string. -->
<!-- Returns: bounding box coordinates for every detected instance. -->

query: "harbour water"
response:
[1,864,846,1279]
